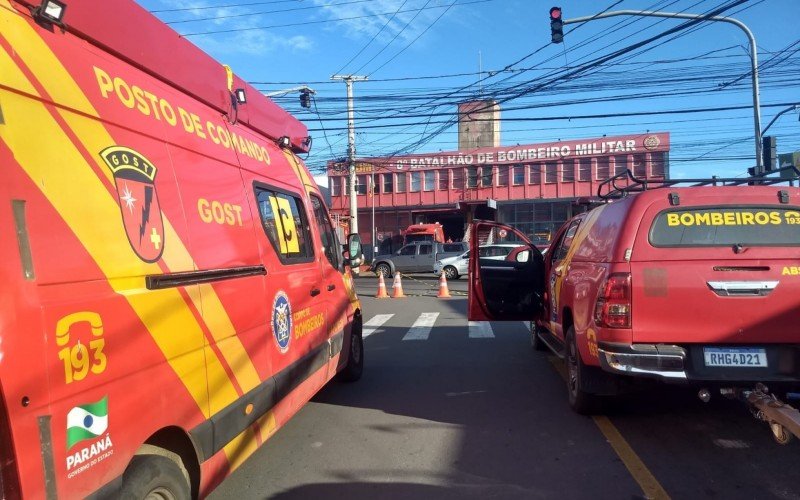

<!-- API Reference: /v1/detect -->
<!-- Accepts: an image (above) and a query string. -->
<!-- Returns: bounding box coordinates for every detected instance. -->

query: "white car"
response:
[434,244,525,280]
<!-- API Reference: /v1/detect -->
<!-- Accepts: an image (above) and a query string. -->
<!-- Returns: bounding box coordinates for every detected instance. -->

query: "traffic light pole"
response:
[561,9,763,172]
[331,74,367,272]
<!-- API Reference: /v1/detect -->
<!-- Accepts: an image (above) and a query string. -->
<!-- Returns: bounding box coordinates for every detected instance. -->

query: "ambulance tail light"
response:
[0,382,21,500]
[594,273,631,328]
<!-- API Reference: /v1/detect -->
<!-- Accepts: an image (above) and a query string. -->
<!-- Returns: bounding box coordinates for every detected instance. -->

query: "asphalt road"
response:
[210,275,800,500]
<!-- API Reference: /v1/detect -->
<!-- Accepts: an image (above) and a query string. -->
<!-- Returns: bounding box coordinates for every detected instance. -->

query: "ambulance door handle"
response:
[310,288,321,297]
[327,284,336,291]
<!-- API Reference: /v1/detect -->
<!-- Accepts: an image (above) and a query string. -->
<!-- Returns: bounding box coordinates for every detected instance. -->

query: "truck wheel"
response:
[375,263,391,278]
[565,326,601,415]
[530,322,546,351]
[337,314,363,382]
[119,454,190,500]
[444,266,459,280]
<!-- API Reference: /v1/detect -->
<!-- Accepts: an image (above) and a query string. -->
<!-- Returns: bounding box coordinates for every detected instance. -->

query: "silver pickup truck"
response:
[370,241,467,277]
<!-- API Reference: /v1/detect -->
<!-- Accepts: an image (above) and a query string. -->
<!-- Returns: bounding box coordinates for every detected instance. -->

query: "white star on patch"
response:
[120,183,137,214]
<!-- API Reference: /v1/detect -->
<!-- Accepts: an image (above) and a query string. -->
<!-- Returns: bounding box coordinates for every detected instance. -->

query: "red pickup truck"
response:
[469,174,800,414]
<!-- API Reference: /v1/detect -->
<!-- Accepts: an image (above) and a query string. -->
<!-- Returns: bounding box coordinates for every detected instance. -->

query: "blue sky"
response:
[138,0,799,181]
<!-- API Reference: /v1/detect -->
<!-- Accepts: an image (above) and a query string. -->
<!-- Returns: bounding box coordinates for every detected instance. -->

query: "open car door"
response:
[468,220,546,321]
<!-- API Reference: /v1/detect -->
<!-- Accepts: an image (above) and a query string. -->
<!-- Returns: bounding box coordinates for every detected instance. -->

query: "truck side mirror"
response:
[344,233,363,268]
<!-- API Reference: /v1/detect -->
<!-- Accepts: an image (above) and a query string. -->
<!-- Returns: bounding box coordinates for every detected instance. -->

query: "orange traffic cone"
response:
[437,273,452,298]
[392,272,406,298]
[376,273,389,298]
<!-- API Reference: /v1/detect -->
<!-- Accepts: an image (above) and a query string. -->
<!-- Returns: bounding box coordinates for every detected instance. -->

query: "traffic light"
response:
[762,135,777,171]
[299,89,311,109]
[550,7,563,44]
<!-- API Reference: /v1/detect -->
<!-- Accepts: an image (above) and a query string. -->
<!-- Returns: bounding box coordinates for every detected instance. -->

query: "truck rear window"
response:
[649,206,800,247]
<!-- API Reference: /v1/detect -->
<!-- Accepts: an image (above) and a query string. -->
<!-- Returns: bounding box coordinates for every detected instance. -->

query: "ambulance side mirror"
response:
[344,234,363,268]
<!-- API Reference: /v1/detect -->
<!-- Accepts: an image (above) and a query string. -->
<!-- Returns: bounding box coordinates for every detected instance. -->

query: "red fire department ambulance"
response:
[469,171,800,415]
[0,0,365,497]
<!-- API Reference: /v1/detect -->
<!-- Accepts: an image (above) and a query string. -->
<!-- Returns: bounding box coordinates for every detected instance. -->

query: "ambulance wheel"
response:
[444,266,459,280]
[375,263,391,278]
[119,454,190,500]
[338,315,363,382]
[566,326,601,415]
[530,322,546,351]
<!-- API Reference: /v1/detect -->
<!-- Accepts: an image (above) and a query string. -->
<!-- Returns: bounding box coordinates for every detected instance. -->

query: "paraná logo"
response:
[66,396,108,449]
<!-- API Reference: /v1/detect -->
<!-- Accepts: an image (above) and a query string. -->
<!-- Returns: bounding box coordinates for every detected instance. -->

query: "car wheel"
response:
[337,314,363,382]
[566,326,601,415]
[119,454,190,500]
[530,322,546,351]
[375,263,391,278]
[443,266,459,280]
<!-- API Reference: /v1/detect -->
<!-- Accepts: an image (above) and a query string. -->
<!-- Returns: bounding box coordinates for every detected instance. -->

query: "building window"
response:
[544,163,557,183]
[497,165,508,186]
[632,154,647,178]
[513,164,524,185]
[396,172,407,193]
[467,167,478,188]
[596,157,609,180]
[438,169,449,190]
[651,152,666,177]
[529,164,541,184]
[330,176,340,196]
[453,168,464,189]
[410,171,421,192]
[344,176,351,194]
[383,173,393,193]
[356,175,367,195]
[534,203,550,220]
[424,170,435,191]
[614,155,628,176]
[561,161,575,182]
[481,166,493,187]
[577,159,591,181]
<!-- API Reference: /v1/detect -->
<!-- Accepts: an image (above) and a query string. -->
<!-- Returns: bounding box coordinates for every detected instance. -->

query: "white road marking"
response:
[363,314,394,338]
[402,312,439,341]
[468,321,495,338]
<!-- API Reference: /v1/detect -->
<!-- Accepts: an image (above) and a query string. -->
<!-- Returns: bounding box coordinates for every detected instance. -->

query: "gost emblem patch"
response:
[100,147,165,263]
[272,291,292,353]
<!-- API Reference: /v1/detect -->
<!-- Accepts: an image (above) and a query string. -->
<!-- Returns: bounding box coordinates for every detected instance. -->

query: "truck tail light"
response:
[0,383,21,500]
[594,273,631,328]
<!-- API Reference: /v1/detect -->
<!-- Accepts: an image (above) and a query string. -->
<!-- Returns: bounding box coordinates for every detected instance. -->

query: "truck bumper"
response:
[598,342,800,385]
[598,343,687,380]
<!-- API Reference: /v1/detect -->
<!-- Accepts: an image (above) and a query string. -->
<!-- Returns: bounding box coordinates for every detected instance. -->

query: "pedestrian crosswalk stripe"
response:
[468,321,494,339]
[402,312,439,341]
[363,314,394,338]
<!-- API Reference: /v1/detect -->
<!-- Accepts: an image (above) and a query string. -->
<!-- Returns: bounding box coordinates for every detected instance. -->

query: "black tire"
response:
[337,314,363,382]
[375,263,391,278]
[119,454,190,500]
[443,266,459,280]
[565,326,602,415]
[530,322,546,351]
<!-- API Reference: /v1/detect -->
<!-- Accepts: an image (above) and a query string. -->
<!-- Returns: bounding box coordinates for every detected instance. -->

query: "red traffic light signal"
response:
[549,6,563,43]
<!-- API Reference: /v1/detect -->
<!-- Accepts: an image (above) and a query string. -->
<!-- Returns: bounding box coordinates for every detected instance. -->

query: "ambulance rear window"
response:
[649,206,800,247]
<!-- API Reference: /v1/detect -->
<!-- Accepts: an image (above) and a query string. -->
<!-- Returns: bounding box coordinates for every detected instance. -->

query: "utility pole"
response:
[557,8,763,172]
[331,75,367,268]
[331,74,367,272]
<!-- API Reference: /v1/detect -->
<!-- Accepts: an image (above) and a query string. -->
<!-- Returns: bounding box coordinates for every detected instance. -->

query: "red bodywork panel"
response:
[14,0,310,153]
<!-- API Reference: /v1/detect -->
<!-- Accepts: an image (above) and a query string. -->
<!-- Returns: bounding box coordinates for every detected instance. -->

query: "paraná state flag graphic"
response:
[67,396,108,449]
